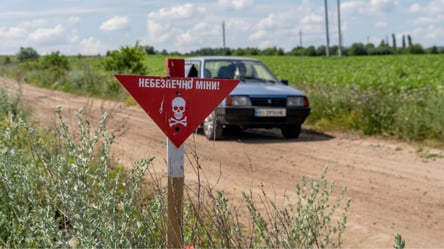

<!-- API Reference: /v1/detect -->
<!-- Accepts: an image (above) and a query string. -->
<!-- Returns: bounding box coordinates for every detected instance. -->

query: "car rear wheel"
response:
[281,124,301,139]
[203,111,223,140]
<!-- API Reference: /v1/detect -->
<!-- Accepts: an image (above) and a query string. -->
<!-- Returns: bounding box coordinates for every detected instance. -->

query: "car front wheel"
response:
[281,124,301,139]
[203,111,223,140]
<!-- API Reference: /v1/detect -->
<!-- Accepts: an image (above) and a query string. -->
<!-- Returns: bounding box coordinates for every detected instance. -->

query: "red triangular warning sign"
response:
[114,74,239,147]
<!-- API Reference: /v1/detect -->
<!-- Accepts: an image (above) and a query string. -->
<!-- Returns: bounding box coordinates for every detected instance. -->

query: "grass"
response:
[0,86,351,248]
[259,55,444,144]
[2,53,444,145]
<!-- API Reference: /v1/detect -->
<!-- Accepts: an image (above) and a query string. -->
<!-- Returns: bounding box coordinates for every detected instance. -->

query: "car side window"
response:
[205,61,236,79]
[185,61,201,77]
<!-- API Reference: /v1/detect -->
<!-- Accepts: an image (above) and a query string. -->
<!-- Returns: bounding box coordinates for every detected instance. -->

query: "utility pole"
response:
[337,0,343,56]
[324,0,330,57]
[299,29,303,47]
[222,21,226,54]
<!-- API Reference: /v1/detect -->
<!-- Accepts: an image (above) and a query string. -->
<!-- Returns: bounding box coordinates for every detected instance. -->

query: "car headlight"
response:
[287,96,309,107]
[227,96,252,106]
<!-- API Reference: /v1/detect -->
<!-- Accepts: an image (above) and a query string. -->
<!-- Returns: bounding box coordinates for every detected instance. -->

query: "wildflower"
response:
[68,237,80,248]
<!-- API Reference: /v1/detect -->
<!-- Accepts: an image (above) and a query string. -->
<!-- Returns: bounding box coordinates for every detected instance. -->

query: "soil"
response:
[2,76,444,248]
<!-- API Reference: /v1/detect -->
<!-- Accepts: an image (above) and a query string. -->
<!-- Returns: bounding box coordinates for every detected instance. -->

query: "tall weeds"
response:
[0,87,351,248]
[305,82,444,143]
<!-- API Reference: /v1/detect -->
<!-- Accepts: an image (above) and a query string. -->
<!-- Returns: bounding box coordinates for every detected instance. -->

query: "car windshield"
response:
[204,59,278,83]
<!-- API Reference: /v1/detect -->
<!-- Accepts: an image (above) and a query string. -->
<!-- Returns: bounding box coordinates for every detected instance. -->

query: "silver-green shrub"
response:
[1,87,351,248]
[0,104,167,248]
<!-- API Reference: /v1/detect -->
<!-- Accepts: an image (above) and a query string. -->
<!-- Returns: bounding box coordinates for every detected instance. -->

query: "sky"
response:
[0,0,443,55]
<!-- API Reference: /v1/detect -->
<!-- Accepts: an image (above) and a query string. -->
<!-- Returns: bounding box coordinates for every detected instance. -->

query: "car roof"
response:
[185,56,261,62]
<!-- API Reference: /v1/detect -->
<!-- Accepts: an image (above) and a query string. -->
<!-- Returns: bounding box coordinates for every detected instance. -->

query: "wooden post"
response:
[167,139,184,248]
[166,58,185,248]
[114,58,239,249]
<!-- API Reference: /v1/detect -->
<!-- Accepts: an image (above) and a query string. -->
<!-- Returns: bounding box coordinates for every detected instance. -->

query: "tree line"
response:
[141,33,442,56]
[7,34,443,65]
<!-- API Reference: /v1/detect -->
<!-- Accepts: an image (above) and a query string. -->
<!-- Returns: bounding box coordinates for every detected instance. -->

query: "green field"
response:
[2,54,444,145]
[260,55,444,144]
[261,55,444,88]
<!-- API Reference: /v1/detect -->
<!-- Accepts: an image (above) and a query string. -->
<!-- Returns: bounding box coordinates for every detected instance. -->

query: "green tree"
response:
[142,45,156,55]
[303,46,317,56]
[289,46,304,56]
[348,43,367,56]
[426,46,439,54]
[317,45,327,56]
[16,47,39,62]
[104,43,148,74]
[392,33,397,50]
[409,44,424,54]
[262,47,281,56]
[41,51,69,70]
[3,56,11,64]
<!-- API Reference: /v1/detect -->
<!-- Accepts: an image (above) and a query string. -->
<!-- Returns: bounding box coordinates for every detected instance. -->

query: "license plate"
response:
[255,108,286,117]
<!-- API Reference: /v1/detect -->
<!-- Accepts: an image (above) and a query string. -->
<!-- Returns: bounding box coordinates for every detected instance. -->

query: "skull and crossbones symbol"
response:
[169,97,187,127]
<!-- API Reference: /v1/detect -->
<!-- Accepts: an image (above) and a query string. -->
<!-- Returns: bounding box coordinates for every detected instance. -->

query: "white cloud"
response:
[341,0,398,16]
[218,0,254,10]
[423,25,443,41]
[375,20,387,28]
[370,0,398,13]
[408,3,421,13]
[146,20,172,43]
[0,0,443,55]
[408,1,444,16]
[176,31,194,47]
[144,3,208,51]
[300,13,322,25]
[413,16,436,25]
[341,1,367,16]
[79,37,107,55]
[249,30,266,41]
[259,40,273,49]
[27,24,65,44]
[19,19,48,29]
[0,26,27,38]
[148,3,204,20]
[68,16,81,25]
[100,16,130,32]
[258,13,277,29]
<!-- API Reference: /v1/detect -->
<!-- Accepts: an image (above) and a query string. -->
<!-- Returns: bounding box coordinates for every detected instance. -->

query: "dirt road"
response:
[2,76,444,247]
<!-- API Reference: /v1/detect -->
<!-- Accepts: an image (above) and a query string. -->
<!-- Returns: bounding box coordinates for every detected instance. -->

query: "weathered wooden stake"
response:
[114,58,239,249]
[167,139,184,248]
[166,59,185,248]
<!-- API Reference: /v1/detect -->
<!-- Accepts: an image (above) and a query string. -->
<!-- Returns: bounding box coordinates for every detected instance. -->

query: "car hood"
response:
[230,81,306,97]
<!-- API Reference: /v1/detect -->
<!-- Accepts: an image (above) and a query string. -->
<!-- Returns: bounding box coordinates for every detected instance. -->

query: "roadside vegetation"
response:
[1,44,443,146]
[0,87,350,248]
[0,43,425,247]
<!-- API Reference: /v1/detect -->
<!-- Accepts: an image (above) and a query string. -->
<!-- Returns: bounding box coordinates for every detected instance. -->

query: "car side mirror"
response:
[281,79,289,85]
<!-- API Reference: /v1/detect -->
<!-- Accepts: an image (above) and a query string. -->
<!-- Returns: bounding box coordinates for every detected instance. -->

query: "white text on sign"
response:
[138,78,220,91]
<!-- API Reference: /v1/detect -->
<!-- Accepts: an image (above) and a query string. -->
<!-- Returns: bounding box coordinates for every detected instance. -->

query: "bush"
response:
[16,47,39,62]
[182,162,351,248]
[0,87,351,248]
[104,43,148,75]
[0,106,165,248]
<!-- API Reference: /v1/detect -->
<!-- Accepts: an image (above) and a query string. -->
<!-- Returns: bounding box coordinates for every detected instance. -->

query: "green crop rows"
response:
[2,54,444,144]
[260,55,444,144]
[260,55,444,89]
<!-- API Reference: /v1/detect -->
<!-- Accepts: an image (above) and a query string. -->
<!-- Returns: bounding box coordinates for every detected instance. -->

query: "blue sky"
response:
[0,0,442,55]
